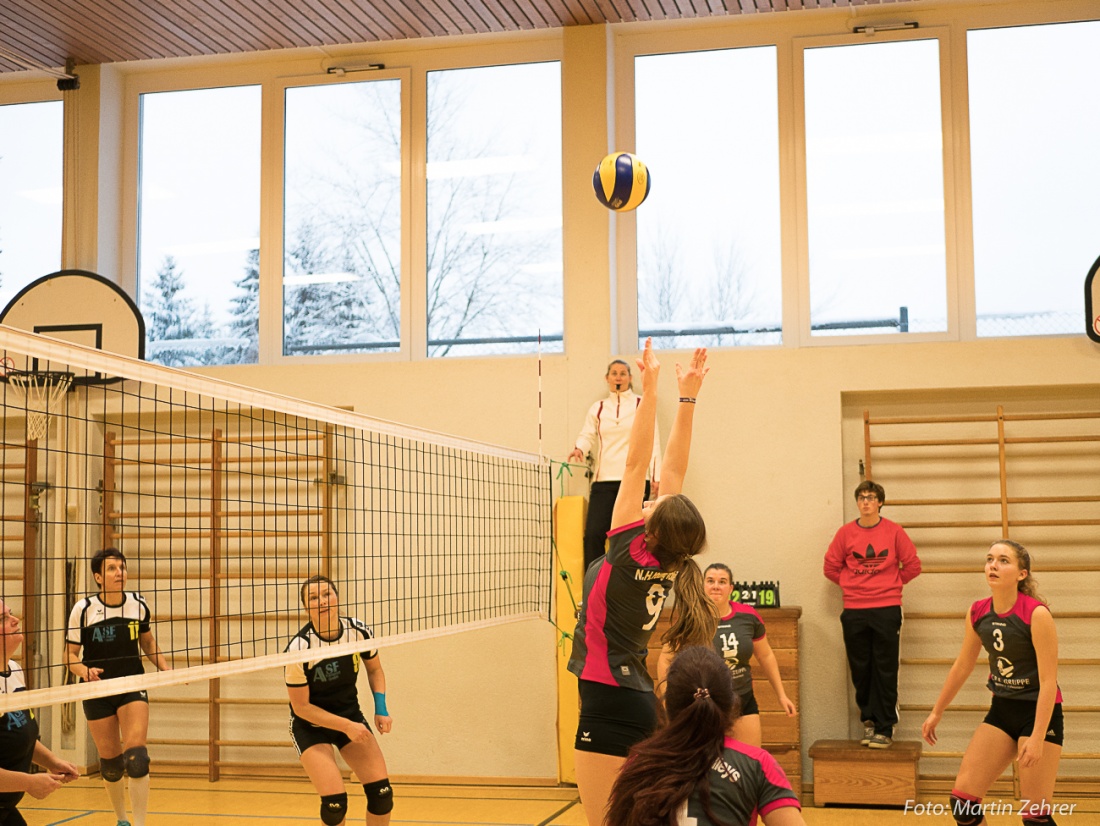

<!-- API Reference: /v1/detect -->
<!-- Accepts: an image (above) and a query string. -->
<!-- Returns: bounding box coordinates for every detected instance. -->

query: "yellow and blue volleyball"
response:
[593,152,651,212]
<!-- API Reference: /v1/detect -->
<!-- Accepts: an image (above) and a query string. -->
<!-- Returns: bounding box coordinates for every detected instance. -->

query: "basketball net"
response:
[5,370,74,441]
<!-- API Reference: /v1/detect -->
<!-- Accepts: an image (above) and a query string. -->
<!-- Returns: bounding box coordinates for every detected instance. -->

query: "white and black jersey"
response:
[1,661,38,810]
[67,593,151,680]
[285,617,377,721]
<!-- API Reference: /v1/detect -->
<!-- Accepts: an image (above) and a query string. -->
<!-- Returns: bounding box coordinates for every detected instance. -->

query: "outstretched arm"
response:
[658,348,708,497]
[610,339,660,530]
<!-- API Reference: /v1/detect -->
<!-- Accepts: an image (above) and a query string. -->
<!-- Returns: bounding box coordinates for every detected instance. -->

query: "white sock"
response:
[128,774,150,826]
[103,778,128,820]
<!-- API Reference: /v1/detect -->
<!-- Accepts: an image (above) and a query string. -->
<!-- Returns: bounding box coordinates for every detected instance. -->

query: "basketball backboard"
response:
[0,269,145,385]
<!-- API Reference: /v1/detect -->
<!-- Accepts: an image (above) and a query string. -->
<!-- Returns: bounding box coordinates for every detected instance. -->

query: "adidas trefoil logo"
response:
[853,544,890,569]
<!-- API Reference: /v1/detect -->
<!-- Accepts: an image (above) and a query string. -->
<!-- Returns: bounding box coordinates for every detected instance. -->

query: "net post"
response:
[22,444,38,690]
[209,428,223,782]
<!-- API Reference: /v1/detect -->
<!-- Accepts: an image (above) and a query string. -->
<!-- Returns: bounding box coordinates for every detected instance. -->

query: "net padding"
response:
[2,369,74,440]
[0,324,552,713]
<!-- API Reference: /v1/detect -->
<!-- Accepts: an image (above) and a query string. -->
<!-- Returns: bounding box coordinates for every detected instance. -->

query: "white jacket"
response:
[573,390,661,483]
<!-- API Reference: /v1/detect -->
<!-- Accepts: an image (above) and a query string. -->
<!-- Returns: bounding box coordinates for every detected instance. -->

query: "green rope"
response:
[553,458,589,498]
[548,535,578,647]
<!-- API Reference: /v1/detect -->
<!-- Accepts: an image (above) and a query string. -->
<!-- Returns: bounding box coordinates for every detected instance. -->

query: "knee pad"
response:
[364,778,394,816]
[951,792,983,826]
[123,745,150,778]
[320,792,348,826]
[100,754,125,783]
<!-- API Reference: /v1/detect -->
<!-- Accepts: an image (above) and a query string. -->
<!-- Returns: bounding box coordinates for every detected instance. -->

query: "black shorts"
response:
[575,679,657,758]
[0,806,28,826]
[736,688,759,717]
[83,690,148,722]
[290,711,371,756]
[983,696,1064,747]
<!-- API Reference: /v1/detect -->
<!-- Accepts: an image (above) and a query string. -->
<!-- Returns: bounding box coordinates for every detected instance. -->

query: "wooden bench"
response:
[809,739,921,806]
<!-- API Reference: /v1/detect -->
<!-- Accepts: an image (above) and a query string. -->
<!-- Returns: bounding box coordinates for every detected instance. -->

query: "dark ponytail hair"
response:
[607,646,740,826]
[991,539,1047,606]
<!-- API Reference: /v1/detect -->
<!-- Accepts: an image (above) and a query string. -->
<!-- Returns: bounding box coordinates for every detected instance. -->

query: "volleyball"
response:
[593,152,651,211]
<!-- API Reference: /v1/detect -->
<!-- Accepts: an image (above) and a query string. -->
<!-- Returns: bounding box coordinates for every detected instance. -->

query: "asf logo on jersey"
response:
[313,661,343,683]
[853,544,890,573]
[996,657,1015,678]
[4,709,31,730]
[92,625,118,643]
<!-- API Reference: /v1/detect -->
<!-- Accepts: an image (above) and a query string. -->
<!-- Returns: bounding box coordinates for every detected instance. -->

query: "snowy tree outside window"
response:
[283,79,402,356]
[425,63,563,357]
[137,85,261,367]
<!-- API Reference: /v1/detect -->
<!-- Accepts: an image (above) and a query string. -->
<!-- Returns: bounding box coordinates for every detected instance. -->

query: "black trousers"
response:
[583,480,650,570]
[840,605,902,736]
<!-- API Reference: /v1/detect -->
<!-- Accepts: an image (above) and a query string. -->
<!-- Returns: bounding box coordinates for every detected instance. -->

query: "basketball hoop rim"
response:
[0,368,78,389]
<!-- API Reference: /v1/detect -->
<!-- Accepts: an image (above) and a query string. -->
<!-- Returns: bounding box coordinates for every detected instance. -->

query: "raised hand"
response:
[675,348,709,399]
[636,337,660,392]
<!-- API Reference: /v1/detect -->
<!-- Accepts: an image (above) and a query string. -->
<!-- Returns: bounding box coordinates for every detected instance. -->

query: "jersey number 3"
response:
[642,584,667,631]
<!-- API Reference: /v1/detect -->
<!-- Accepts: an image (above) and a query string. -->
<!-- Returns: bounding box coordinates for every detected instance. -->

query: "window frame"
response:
[612,24,798,353]
[119,36,562,366]
[0,79,64,295]
[792,25,963,347]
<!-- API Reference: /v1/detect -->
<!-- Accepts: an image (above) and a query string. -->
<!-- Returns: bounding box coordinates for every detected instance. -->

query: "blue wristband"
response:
[373,691,389,716]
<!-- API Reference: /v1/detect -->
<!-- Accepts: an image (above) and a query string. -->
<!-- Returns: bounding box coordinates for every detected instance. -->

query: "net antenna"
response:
[2,368,75,440]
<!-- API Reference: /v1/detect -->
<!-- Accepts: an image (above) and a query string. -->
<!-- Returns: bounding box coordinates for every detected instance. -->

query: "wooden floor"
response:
[20,777,1100,825]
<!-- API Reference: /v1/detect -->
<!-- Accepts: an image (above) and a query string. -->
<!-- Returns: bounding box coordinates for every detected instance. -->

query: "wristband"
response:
[373,691,389,716]
[679,397,696,404]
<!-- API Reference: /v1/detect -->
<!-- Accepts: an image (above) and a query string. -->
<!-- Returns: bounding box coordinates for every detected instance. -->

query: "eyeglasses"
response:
[857,494,880,502]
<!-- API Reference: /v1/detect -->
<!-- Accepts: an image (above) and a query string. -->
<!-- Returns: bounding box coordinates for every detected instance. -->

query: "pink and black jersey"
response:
[971,594,1061,703]
[676,736,800,826]
[67,592,151,680]
[713,603,766,695]
[568,521,675,691]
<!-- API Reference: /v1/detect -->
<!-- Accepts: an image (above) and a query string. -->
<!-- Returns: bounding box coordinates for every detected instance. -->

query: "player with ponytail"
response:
[569,339,719,826]
[607,646,804,826]
[922,540,1062,826]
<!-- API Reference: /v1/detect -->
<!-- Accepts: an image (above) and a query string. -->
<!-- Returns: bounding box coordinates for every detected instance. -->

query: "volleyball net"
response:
[0,325,552,713]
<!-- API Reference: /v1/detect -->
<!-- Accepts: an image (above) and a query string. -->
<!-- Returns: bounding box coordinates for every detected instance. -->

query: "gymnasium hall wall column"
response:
[59,64,123,279]
[561,24,618,427]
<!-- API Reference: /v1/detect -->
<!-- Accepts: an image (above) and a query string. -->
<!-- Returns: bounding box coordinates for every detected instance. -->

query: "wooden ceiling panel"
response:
[0,0,924,77]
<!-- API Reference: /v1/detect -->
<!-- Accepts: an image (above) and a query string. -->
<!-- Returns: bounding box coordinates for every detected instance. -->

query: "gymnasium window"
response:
[425,61,563,358]
[968,20,1100,337]
[803,38,948,337]
[0,99,62,308]
[634,47,782,349]
[283,78,402,356]
[137,85,261,367]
